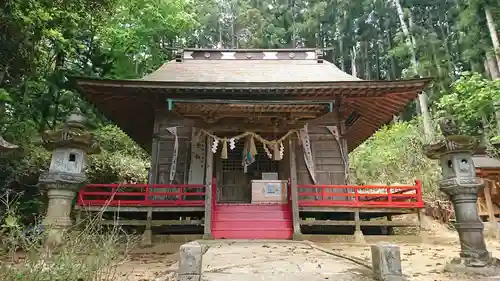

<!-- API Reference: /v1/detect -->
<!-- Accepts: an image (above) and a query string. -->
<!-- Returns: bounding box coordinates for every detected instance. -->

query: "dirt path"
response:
[112,243,182,281]
[201,241,373,281]
[112,218,500,281]
[319,218,500,281]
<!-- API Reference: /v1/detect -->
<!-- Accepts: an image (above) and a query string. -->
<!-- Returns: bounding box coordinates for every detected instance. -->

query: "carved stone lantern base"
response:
[40,175,84,249]
[445,256,500,276]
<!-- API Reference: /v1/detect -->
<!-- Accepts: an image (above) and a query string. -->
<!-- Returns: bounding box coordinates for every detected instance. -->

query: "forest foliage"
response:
[0,0,500,208]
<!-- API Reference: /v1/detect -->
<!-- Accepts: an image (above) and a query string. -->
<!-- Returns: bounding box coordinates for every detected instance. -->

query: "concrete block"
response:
[178,241,204,276]
[478,277,500,281]
[371,242,405,281]
[177,274,200,281]
[141,229,152,246]
[354,230,365,244]
[292,233,304,241]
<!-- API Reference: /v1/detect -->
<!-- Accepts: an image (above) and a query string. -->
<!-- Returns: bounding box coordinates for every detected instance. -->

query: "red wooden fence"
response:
[77,183,206,207]
[77,180,424,209]
[297,180,424,208]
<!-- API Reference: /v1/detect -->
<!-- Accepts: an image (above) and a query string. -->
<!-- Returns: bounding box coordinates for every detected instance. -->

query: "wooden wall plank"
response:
[295,125,347,201]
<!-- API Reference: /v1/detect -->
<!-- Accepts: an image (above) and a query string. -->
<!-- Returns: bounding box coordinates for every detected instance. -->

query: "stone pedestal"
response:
[292,233,304,241]
[178,241,207,281]
[371,243,405,281]
[42,183,80,247]
[141,229,153,245]
[441,182,492,265]
[354,230,365,244]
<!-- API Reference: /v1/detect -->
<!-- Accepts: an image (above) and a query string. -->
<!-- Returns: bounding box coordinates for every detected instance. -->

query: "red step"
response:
[212,220,292,230]
[213,211,292,220]
[211,229,293,239]
[215,204,290,210]
[211,204,293,239]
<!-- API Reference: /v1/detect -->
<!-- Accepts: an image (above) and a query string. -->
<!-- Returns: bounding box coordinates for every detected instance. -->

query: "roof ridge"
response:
[178,49,323,62]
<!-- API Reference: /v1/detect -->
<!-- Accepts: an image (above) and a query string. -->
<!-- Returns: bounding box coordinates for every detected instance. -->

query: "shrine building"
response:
[74,48,428,240]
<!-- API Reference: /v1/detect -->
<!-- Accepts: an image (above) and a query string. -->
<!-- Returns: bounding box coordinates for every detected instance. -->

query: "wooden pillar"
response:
[417,207,429,243]
[142,207,153,245]
[354,209,365,243]
[484,180,499,239]
[289,137,302,240]
[149,121,160,184]
[383,215,393,235]
[203,136,214,239]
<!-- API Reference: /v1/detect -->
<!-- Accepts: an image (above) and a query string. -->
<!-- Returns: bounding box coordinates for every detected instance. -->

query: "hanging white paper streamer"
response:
[167,127,178,184]
[299,124,317,184]
[188,128,206,185]
[327,125,349,184]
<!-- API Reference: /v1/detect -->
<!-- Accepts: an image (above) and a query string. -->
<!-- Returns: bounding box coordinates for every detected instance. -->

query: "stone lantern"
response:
[38,108,100,247]
[0,136,18,155]
[424,116,499,274]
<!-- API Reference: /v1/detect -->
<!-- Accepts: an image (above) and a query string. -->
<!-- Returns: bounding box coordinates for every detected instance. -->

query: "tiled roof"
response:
[141,59,362,83]
[473,155,500,169]
[74,48,431,153]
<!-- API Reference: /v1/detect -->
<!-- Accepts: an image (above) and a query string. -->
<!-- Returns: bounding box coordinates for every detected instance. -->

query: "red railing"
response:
[297,180,424,208]
[77,183,206,207]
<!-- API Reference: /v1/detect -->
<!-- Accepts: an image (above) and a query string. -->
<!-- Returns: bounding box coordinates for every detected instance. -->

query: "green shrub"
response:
[349,119,441,199]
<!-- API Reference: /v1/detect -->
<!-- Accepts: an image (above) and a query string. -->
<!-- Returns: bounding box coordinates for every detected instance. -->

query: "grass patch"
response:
[0,193,140,281]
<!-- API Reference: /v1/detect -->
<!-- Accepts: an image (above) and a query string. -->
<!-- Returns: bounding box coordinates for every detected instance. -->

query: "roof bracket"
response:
[345,111,361,127]
[316,49,324,63]
[175,49,184,62]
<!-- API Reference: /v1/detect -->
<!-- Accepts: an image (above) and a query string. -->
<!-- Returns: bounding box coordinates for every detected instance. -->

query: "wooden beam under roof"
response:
[75,76,431,153]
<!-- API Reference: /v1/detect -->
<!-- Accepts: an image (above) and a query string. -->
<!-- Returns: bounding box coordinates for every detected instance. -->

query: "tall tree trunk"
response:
[392,0,433,142]
[375,40,381,79]
[291,0,296,48]
[486,52,500,79]
[231,14,235,47]
[339,38,345,71]
[0,67,6,87]
[364,42,370,79]
[485,6,500,71]
[440,13,455,78]
[387,28,397,79]
[351,45,357,77]
[51,52,66,129]
[494,101,500,136]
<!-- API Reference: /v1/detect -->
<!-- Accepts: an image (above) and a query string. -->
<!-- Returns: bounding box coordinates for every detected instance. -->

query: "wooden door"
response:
[216,144,251,203]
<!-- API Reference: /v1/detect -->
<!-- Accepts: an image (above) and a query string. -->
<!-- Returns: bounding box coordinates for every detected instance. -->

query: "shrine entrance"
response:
[214,135,283,204]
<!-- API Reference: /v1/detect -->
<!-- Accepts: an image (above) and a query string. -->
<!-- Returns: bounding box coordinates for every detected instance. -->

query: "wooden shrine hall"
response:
[74,48,429,240]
